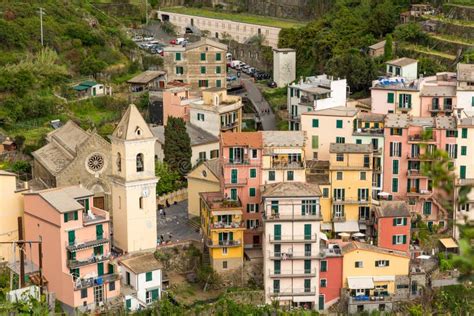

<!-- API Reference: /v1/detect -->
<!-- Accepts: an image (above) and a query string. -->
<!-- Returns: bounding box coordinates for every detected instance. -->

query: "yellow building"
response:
[0,171,28,262]
[329,143,373,233]
[342,241,409,295]
[200,192,245,273]
[187,159,221,218]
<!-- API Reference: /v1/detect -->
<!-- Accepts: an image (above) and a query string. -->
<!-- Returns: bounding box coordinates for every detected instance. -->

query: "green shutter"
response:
[200,52,206,61]
[336,120,343,128]
[98,262,104,276]
[274,260,281,274]
[216,66,221,74]
[216,52,221,61]
[74,211,78,220]
[460,166,466,179]
[175,52,181,61]
[387,93,394,103]
[231,169,238,183]
[304,260,311,273]
[126,299,131,309]
[64,213,68,223]
[229,148,234,163]
[462,128,468,138]
[461,146,467,156]
[250,169,256,178]
[274,224,281,240]
[321,261,327,272]
[146,271,152,281]
[96,224,103,239]
[304,224,311,240]
[312,119,319,127]
[392,235,396,245]
[403,218,407,226]
[290,88,294,97]
[392,178,398,193]
[393,160,399,175]
[399,94,403,107]
[393,218,397,226]
[356,139,362,144]
[249,188,256,196]
[301,201,305,215]
[402,235,407,244]
[200,66,206,74]
[312,135,319,149]
[108,263,114,274]
[216,79,221,88]
[151,289,159,300]
[68,231,75,245]
[407,94,412,108]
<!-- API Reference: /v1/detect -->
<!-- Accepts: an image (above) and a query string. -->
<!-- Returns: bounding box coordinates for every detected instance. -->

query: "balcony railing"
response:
[268,268,318,278]
[66,237,109,251]
[332,214,346,222]
[83,207,108,225]
[221,121,238,131]
[348,294,393,304]
[408,134,436,143]
[268,287,317,296]
[263,213,322,221]
[268,251,324,259]
[73,273,120,290]
[67,253,111,269]
[210,221,245,229]
[270,160,304,170]
[201,192,242,209]
[332,198,370,205]
[268,234,318,243]
[224,178,248,186]
[407,189,432,197]
[353,128,384,136]
[407,169,426,177]
[207,239,242,248]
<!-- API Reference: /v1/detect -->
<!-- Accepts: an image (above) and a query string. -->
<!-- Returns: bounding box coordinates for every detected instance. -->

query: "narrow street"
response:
[241,78,277,131]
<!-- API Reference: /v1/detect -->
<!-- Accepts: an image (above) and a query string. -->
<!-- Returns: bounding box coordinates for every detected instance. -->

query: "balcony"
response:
[66,237,109,252]
[201,192,242,210]
[407,189,432,197]
[268,251,323,260]
[353,128,384,136]
[74,273,120,290]
[83,207,108,225]
[221,121,238,131]
[408,134,436,143]
[268,268,317,278]
[429,105,453,113]
[407,153,432,161]
[207,239,242,248]
[332,198,371,205]
[263,213,322,222]
[67,253,112,269]
[224,178,248,187]
[332,214,346,222]
[268,234,318,243]
[209,221,245,230]
[407,169,426,178]
[270,160,304,170]
[358,217,374,225]
[288,114,300,122]
[348,294,393,305]
[268,287,317,297]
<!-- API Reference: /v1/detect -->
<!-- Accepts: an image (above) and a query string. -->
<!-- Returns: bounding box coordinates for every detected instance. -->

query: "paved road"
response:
[241,78,277,130]
[156,201,201,244]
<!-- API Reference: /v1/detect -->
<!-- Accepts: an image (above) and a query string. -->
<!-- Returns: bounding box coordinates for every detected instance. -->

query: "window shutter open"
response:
[392,235,396,244]
[402,235,407,244]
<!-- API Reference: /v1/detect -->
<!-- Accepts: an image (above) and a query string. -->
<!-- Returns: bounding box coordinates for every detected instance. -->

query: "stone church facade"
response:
[32,121,113,210]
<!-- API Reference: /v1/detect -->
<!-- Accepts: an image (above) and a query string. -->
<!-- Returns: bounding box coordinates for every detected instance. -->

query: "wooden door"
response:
[93,196,105,210]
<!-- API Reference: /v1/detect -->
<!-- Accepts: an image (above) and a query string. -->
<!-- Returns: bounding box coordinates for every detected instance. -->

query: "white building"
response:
[456,63,474,117]
[288,75,348,130]
[119,253,164,311]
[273,49,296,88]
[385,58,418,81]
[262,182,323,309]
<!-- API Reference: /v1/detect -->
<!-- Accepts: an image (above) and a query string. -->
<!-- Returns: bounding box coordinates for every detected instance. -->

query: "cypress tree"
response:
[384,34,393,61]
[164,117,192,176]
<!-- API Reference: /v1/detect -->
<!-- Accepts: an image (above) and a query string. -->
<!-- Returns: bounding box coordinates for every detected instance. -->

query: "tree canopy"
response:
[164,117,192,176]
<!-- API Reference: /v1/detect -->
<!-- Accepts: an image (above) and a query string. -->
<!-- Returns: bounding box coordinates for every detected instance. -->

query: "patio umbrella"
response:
[378,192,390,197]
[352,232,365,237]
[416,255,431,260]
[338,232,350,237]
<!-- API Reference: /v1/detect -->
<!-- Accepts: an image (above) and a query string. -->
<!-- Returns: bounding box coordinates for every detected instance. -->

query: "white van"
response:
[230,60,242,68]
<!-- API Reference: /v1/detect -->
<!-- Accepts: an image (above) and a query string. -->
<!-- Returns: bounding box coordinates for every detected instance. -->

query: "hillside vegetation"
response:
[0,0,140,151]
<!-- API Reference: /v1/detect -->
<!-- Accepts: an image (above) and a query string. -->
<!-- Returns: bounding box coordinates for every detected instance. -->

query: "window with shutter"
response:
[312,119,319,127]
[312,135,319,149]
[336,120,343,128]
[393,160,399,174]
[387,93,394,103]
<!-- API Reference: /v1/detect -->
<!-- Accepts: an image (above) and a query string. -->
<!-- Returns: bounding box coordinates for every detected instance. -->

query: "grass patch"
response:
[422,15,474,27]
[428,33,474,45]
[161,7,306,29]
[68,100,122,126]
[403,44,456,60]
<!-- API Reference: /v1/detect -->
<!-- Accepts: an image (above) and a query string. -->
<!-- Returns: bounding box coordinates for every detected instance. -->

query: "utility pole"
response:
[18,217,25,288]
[39,7,44,46]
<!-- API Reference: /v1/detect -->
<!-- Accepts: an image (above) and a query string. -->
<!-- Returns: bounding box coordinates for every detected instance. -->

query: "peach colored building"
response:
[419,72,457,117]
[23,186,120,311]
[162,84,193,126]
[383,114,457,229]
[370,80,420,116]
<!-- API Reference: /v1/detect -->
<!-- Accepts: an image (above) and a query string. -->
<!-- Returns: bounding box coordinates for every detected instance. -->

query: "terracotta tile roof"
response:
[221,132,262,148]
[375,201,410,218]
[262,182,321,197]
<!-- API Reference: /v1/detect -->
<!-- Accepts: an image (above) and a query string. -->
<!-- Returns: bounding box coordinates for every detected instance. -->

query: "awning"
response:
[334,221,359,232]
[319,232,328,241]
[373,275,395,282]
[439,238,458,249]
[321,222,332,230]
[347,277,374,290]
[211,210,241,216]
[359,223,367,230]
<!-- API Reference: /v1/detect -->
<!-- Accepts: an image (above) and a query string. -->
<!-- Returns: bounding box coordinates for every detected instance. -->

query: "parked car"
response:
[230,60,243,68]
[235,63,247,71]
[267,80,277,88]
[132,35,144,42]
[227,75,237,81]
[144,36,154,41]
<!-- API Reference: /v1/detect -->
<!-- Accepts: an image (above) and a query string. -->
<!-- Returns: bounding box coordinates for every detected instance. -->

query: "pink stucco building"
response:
[161,82,194,126]
[370,80,421,116]
[374,201,411,253]
[220,132,263,246]
[23,186,120,311]
[382,114,456,229]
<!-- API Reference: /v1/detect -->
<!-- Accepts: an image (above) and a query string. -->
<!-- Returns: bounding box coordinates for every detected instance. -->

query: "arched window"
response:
[117,153,121,172]
[136,153,144,172]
